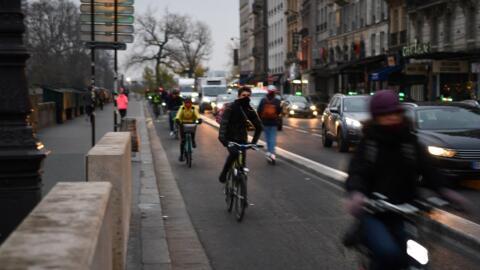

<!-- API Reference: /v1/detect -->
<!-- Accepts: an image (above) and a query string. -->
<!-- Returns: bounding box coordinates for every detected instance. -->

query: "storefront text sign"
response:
[405,63,428,75]
[402,39,431,57]
[432,61,469,74]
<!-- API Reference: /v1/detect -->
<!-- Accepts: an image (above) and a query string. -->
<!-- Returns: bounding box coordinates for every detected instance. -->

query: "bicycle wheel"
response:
[234,174,247,222]
[225,171,234,212]
[185,134,192,168]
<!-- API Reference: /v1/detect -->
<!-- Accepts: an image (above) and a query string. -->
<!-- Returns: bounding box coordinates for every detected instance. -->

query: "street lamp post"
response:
[0,1,46,242]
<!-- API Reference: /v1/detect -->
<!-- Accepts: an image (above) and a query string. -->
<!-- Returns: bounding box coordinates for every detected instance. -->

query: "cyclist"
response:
[166,89,184,136]
[151,90,162,119]
[257,85,282,162]
[175,98,201,161]
[345,90,469,270]
[218,86,263,183]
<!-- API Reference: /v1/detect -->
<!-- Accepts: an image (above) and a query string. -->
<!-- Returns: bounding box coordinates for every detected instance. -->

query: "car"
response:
[321,94,371,152]
[199,85,228,113]
[212,94,235,115]
[403,102,480,183]
[281,95,319,118]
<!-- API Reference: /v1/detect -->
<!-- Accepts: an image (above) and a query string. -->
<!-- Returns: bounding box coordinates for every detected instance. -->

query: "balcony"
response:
[334,0,351,6]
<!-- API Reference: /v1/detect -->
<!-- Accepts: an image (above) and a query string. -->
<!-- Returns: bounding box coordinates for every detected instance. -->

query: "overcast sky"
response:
[99,0,239,79]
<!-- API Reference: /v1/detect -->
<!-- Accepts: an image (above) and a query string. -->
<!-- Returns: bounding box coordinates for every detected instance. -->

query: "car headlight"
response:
[310,105,317,111]
[345,117,362,128]
[428,146,456,158]
[191,92,199,97]
[292,105,299,110]
[203,97,211,103]
[211,102,216,107]
[161,102,166,106]
[191,98,196,102]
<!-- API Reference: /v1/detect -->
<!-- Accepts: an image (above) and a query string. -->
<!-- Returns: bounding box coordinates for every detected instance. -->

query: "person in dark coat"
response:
[218,86,263,183]
[345,90,469,270]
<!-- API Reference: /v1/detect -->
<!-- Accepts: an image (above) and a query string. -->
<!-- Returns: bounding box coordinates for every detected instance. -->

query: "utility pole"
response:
[0,0,46,243]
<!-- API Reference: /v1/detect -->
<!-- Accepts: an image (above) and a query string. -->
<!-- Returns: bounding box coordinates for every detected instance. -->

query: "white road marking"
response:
[296,129,308,134]
[312,133,323,138]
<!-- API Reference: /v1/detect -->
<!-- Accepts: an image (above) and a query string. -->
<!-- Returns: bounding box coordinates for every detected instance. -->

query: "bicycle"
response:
[225,142,263,222]
[181,120,201,168]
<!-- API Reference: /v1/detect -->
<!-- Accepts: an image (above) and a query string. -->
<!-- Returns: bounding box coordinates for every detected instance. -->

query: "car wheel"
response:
[322,127,333,147]
[337,128,349,152]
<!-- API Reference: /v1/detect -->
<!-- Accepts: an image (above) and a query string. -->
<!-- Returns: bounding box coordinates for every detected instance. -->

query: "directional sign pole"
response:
[90,0,96,147]
[114,0,119,131]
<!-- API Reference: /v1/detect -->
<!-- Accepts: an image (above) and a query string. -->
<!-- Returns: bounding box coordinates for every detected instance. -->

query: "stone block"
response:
[0,182,113,270]
[87,132,132,270]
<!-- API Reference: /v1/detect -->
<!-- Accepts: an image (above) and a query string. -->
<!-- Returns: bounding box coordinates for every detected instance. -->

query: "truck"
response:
[176,77,199,103]
[198,77,228,113]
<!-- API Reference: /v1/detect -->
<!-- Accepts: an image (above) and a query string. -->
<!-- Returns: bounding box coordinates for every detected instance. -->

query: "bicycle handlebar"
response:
[228,142,264,150]
[364,192,449,216]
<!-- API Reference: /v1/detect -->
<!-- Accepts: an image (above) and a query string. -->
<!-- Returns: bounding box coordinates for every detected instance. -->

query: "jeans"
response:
[168,111,178,132]
[361,214,408,270]
[263,125,277,154]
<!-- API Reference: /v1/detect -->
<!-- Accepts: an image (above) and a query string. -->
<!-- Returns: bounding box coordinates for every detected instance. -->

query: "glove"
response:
[196,118,203,124]
[345,192,366,217]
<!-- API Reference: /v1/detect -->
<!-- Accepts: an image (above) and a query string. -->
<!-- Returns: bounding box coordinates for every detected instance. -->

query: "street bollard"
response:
[91,112,96,147]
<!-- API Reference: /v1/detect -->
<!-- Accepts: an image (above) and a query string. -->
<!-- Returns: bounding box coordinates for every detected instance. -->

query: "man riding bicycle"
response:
[167,89,184,137]
[151,91,162,119]
[175,98,201,162]
[218,86,263,183]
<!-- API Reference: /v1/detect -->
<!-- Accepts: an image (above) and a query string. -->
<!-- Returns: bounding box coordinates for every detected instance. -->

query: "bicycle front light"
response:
[407,240,429,265]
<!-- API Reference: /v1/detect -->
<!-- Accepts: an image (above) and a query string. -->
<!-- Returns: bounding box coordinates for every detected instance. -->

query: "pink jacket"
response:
[117,94,128,109]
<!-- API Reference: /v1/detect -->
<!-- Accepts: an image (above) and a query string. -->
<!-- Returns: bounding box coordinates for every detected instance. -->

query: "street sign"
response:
[80,4,134,14]
[80,0,134,4]
[85,41,127,50]
[81,24,134,34]
[81,33,134,43]
[80,14,134,24]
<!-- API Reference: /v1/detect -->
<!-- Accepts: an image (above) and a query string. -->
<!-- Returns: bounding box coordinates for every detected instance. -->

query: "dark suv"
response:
[321,94,370,152]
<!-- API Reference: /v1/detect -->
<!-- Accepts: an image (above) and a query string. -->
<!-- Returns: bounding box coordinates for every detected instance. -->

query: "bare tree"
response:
[128,10,182,87]
[168,18,213,80]
[24,0,114,90]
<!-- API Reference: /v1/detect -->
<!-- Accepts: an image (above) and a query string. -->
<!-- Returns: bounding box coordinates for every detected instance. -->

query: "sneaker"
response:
[170,131,174,137]
[265,152,272,158]
[270,154,276,161]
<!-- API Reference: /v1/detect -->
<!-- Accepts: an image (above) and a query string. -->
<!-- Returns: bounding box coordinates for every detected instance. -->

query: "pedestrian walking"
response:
[117,88,129,118]
[84,86,96,121]
[257,85,282,164]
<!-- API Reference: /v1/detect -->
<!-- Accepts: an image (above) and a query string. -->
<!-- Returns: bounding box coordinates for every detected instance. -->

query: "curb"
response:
[201,115,480,254]
[146,105,212,270]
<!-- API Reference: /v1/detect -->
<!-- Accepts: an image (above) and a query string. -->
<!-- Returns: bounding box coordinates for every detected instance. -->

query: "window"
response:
[466,7,476,41]
[371,34,376,55]
[444,12,453,45]
[380,32,385,53]
[415,18,423,43]
[431,16,438,46]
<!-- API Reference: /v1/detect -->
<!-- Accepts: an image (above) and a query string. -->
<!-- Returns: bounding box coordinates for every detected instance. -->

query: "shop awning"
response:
[369,65,402,81]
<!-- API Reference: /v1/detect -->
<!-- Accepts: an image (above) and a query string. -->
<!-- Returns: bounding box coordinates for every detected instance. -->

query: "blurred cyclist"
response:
[345,90,469,270]
[166,89,184,136]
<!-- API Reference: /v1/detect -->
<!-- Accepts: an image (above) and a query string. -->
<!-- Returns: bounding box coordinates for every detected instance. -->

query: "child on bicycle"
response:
[175,98,201,161]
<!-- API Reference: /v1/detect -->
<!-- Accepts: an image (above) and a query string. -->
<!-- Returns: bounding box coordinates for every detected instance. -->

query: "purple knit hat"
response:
[369,90,403,117]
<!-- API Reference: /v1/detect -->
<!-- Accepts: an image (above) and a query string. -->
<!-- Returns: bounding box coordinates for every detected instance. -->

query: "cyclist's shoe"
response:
[170,131,174,137]
[179,155,185,162]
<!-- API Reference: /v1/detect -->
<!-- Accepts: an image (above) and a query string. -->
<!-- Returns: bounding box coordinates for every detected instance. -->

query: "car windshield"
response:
[251,92,267,98]
[289,96,308,103]
[217,94,235,103]
[416,107,480,130]
[203,86,227,96]
[180,86,194,93]
[343,97,369,112]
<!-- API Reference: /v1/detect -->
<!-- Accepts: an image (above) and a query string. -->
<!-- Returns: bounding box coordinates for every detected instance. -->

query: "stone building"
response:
[267,0,287,91]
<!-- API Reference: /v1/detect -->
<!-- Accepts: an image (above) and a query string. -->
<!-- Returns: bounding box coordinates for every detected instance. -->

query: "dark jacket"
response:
[345,120,443,204]
[257,96,282,126]
[218,99,263,146]
[167,95,183,111]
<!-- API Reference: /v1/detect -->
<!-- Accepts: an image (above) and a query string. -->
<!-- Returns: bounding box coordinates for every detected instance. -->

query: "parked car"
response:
[459,99,480,108]
[212,94,235,115]
[321,94,371,152]
[403,102,480,183]
[307,93,330,115]
[281,95,318,118]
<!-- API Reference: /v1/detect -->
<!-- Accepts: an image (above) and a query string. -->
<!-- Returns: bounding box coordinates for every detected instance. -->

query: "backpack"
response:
[260,99,278,120]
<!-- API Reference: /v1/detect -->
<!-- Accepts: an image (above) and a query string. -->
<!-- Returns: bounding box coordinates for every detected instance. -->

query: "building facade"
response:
[267,0,287,91]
